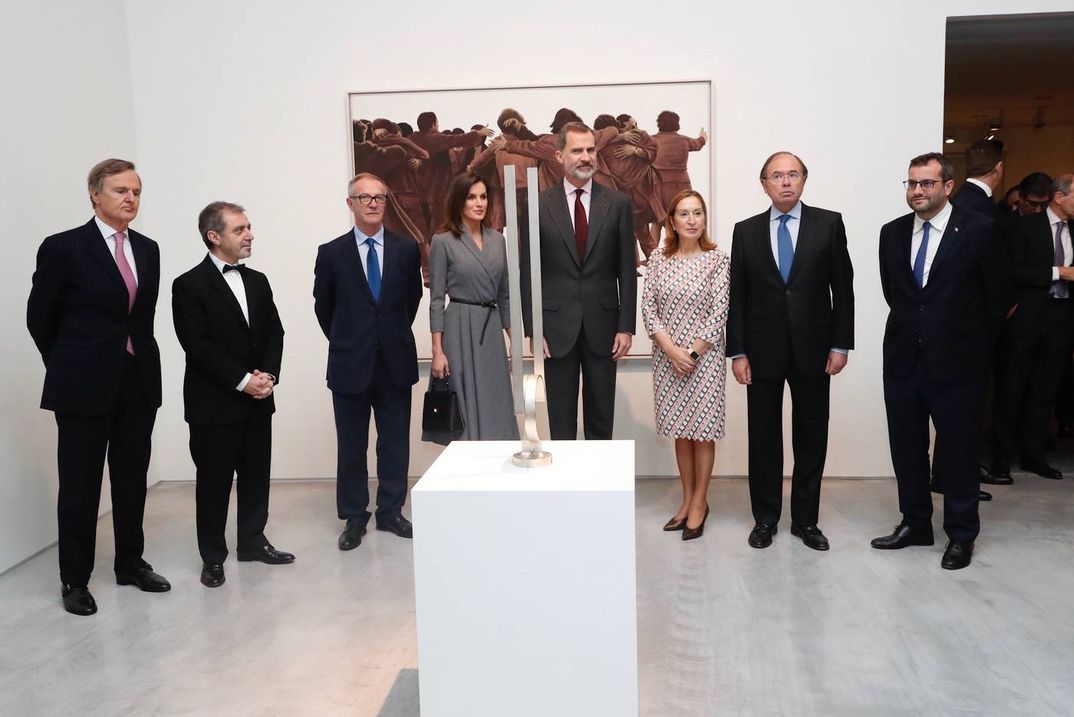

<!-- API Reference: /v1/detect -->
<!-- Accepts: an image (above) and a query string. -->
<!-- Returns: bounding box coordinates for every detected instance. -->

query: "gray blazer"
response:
[522,181,637,356]
[428,227,511,333]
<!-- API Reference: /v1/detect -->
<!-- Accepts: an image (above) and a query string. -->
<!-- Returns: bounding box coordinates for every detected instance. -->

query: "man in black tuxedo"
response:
[872,153,1012,570]
[172,202,293,588]
[27,158,170,616]
[524,121,636,440]
[727,151,855,552]
[314,173,422,550]
[988,174,1074,481]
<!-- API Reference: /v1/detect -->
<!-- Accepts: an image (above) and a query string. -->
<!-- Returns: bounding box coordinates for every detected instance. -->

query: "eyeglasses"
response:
[903,179,943,191]
[349,193,388,205]
[765,172,804,183]
[1022,197,1050,210]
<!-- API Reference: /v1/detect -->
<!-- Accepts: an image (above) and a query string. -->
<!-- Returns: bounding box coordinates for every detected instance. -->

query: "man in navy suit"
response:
[314,173,423,550]
[872,153,1012,570]
[27,158,171,615]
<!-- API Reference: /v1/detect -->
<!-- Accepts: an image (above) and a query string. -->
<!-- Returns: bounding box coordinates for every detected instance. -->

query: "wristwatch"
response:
[688,349,700,360]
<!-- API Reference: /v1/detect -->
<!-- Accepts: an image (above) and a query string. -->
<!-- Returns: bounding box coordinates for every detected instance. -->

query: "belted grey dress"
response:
[426,228,519,442]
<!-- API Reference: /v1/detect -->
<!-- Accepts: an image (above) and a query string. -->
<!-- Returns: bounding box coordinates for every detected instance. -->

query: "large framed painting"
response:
[348,80,713,359]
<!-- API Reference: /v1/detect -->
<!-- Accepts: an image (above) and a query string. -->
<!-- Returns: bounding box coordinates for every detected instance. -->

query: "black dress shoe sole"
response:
[1020,463,1063,480]
[236,552,295,565]
[115,575,172,592]
[871,534,935,549]
[979,475,1013,485]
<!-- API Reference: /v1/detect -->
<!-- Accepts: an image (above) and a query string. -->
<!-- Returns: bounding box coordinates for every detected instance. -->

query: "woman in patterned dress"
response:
[641,190,730,540]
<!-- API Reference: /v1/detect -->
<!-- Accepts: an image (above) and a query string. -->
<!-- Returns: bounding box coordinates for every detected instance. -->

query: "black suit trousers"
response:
[332,352,411,525]
[55,355,155,586]
[884,360,984,542]
[189,412,272,564]
[745,350,830,526]
[995,300,1074,461]
[544,324,616,440]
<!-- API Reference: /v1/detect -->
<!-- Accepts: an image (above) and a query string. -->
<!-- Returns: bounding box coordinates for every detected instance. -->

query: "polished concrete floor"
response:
[2,473,1074,716]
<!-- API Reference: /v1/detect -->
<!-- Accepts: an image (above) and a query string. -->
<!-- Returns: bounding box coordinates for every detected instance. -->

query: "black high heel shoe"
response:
[663,516,687,531]
[682,505,710,541]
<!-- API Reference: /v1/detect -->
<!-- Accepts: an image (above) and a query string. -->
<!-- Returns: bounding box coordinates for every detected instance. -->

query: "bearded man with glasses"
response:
[872,153,1013,570]
[314,173,423,551]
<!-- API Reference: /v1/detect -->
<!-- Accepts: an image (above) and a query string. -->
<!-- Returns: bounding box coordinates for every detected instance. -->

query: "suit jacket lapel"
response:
[754,213,782,284]
[461,228,496,288]
[786,205,815,286]
[201,256,250,329]
[546,188,581,267]
[584,184,609,262]
[83,219,126,290]
[926,208,966,285]
[129,231,152,308]
[380,232,401,307]
[894,214,918,292]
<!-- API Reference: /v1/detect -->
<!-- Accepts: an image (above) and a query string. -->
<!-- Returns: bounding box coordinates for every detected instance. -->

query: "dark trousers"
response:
[884,360,985,542]
[544,325,616,440]
[745,357,830,527]
[189,413,272,564]
[332,354,411,526]
[995,300,1074,461]
[55,356,155,586]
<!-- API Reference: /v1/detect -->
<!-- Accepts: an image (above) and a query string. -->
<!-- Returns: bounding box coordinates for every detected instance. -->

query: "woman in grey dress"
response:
[427,172,518,441]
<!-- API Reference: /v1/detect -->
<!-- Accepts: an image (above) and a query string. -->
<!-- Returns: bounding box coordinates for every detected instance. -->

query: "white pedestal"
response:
[412,440,638,717]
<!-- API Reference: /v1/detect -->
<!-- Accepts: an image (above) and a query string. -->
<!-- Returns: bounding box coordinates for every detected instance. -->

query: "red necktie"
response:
[113,231,138,355]
[573,188,588,261]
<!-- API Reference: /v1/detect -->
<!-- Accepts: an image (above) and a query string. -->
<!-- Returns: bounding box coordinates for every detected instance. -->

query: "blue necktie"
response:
[364,237,381,301]
[913,221,931,289]
[777,214,793,283]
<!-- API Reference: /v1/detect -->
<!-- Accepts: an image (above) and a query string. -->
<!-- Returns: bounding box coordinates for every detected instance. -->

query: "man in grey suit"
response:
[523,121,637,439]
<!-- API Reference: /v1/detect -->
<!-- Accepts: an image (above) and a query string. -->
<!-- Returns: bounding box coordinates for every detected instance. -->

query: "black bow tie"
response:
[223,263,246,274]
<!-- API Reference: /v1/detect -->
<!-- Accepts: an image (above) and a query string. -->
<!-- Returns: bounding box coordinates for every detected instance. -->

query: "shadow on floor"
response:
[378,668,419,717]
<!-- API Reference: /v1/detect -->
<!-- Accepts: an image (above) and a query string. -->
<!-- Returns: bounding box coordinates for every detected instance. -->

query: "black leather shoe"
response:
[236,544,295,565]
[115,564,171,592]
[871,522,935,549]
[338,522,366,551]
[978,490,992,502]
[980,459,1012,485]
[200,563,225,588]
[941,540,974,570]
[376,514,414,539]
[1020,458,1063,480]
[790,523,830,551]
[748,522,777,549]
[61,584,97,616]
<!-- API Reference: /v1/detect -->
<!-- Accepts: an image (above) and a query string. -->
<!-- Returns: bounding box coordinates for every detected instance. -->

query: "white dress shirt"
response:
[1047,207,1072,282]
[207,252,253,391]
[563,178,593,230]
[94,215,138,283]
[910,201,953,287]
[354,225,386,279]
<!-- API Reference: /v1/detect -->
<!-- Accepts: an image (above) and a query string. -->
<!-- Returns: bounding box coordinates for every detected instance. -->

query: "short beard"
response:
[569,165,596,181]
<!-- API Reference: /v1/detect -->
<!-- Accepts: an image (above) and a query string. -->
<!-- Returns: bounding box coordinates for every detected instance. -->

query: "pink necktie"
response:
[114,231,137,355]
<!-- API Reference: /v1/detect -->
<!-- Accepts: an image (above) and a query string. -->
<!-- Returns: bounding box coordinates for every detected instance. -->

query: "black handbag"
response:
[421,377,465,445]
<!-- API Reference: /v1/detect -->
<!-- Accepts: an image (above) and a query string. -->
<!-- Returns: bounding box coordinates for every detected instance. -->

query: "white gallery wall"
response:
[3,0,1073,572]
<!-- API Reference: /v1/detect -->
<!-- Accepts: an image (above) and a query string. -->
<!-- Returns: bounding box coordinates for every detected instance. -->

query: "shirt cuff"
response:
[1054,267,1061,281]
[729,353,747,360]
[830,348,849,355]
[236,373,252,391]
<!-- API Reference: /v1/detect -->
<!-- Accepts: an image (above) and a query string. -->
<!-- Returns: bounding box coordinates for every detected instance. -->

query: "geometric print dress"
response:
[641,246,731,441]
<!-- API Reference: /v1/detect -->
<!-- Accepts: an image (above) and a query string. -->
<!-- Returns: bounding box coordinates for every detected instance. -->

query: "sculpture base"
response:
[511,449,552,467]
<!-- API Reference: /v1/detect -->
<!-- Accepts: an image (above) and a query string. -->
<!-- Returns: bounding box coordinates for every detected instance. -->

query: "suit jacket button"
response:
[785,290,791,296]
[919,305,925,311]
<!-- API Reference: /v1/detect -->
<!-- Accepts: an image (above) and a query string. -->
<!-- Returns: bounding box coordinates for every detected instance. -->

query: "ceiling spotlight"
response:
[989,122,1001,132]
[986,134,995,140]
[944,137,955,144]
